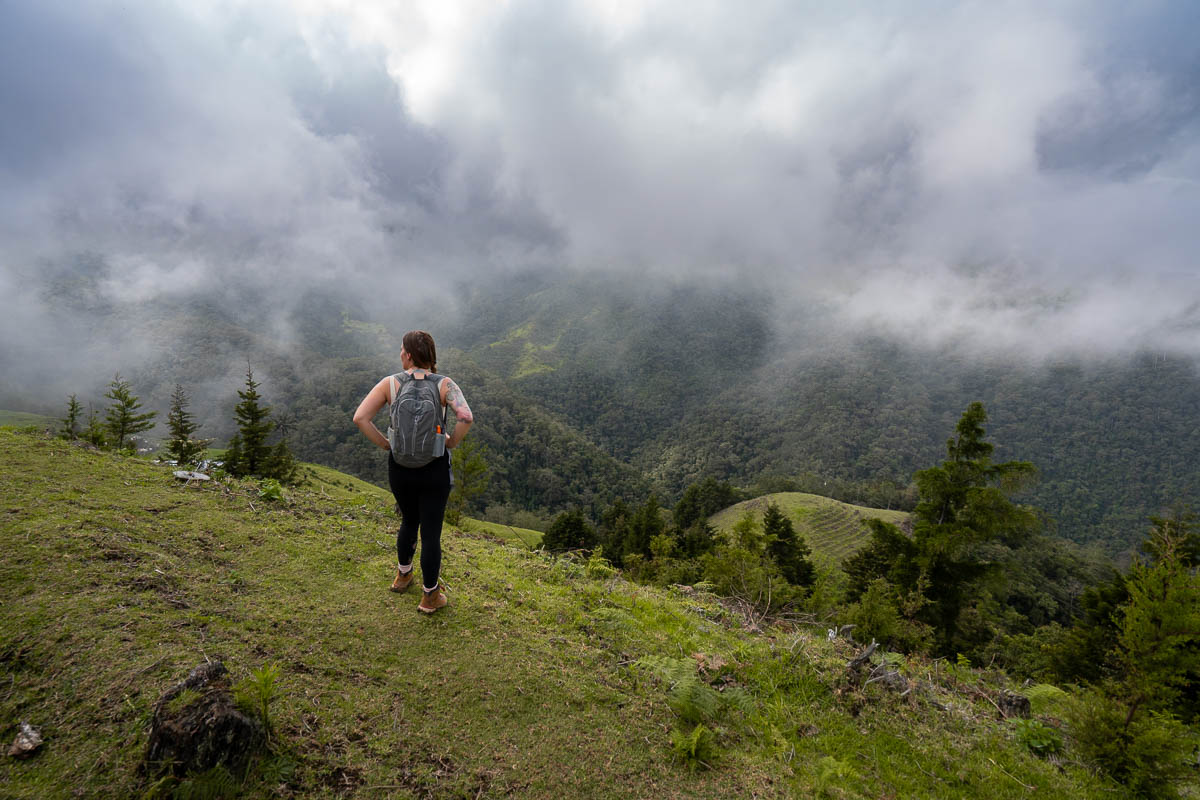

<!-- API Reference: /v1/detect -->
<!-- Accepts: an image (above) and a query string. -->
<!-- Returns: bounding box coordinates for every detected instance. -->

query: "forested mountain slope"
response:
[10,264,1199,555]
[443,272,1200,555]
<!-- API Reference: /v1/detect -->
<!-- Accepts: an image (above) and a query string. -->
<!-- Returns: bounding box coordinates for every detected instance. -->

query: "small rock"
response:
[144,662,265,778]
[173,471,210,482]
[8,721,43,758]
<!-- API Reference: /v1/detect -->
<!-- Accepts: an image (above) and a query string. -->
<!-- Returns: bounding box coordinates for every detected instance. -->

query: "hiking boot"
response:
[390,568,414,593]
[418,582,448,614]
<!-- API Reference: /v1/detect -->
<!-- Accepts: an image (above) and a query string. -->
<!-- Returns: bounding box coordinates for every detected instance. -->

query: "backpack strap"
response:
[389,372,447,427]
[425,373,449,432]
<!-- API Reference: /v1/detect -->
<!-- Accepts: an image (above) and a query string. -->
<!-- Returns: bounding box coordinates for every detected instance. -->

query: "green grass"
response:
[711,493,909,565]
[298,463,543,549]
[0,429,1124,798]
[460,518,544,549]
[0,410,55,428]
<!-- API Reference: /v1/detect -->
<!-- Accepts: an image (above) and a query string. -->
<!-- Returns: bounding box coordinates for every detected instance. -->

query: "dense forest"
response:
[7,264,1200,556]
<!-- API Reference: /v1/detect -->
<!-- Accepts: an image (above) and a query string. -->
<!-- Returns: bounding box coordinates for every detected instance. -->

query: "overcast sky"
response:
[2,0,1199,368]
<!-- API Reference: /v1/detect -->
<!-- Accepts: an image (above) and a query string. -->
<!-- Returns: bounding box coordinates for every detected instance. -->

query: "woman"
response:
[352,330,474,613]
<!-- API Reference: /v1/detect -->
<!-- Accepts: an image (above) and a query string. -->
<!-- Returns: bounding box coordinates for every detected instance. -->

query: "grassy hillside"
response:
[0,429,1124,798]
[711,493,909,565]
[0,410,54,428]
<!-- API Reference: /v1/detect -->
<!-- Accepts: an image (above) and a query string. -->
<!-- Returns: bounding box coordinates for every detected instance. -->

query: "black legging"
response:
[388,452,452,590]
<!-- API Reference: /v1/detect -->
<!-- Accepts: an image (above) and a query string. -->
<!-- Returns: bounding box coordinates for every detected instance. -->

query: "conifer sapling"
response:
[104,373,157,451]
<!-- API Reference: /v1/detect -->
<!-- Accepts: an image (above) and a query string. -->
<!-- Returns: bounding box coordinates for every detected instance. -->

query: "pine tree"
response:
[224,363,297,482]
[82,405,107,448]
[599,500,634,565]
[447,438,490,524]
[763,503,815,588]
[104,374,158,451]
[225,364,275,477]
[542,509,597,551]
[1065,518,1200,797]
[1118,520,1200,723]
[266,439,298,484]
[59,394,82,440]
[842,402,1038,654]
[164,384,211,466]
[911,402,1038,649]
[623,495,666,560]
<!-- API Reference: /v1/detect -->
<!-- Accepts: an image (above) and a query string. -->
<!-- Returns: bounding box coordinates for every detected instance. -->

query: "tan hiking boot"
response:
[418,582,448,614]
[390,568,414,593]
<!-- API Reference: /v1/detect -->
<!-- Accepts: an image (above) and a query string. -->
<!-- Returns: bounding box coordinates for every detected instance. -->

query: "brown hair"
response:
[403,330,437,371]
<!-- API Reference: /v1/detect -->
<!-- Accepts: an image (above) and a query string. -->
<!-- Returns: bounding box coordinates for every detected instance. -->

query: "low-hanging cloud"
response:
[1,0,1198,390]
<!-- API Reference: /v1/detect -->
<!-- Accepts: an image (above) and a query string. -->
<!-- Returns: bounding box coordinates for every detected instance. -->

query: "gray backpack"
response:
[387,371,448,467]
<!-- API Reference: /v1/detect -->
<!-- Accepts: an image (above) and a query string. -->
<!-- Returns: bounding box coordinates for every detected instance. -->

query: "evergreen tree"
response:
[677,519,719,559]
[59,394,82,440]
[447,438,491,524]
[224,363,297,481]
[266,439,298,484]
[225,364,276,478]
[82,405,107,448]
[762,503,815,588]
[1066,518,1200,798]
[164,384,210,466]
[104,373,158,451]
[599,499,634,565]
[674,477,740,529]
[623,495,666,560]
[844,518,921,600]
[542,509,598,551]
[842,402,1038,654]
[911,402,1038,650]
[1118,518,1200,724]
[1141,506,1199,567]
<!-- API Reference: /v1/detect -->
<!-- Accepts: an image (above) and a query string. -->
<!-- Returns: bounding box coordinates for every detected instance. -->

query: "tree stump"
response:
[144,661,265,778]
[996,690,1031,719]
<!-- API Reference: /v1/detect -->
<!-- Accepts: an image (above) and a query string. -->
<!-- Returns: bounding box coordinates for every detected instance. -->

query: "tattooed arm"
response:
[440,377,474,449]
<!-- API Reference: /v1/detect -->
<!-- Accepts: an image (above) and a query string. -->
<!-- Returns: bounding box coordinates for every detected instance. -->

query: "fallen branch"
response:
[847,640,879,672]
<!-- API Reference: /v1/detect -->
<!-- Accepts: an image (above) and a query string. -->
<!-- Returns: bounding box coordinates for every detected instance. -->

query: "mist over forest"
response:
[3,1,1199,556]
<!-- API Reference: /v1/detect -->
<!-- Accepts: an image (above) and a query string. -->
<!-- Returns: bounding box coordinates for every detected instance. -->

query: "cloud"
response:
[1,0,1198,376]
[338,0,1199,356]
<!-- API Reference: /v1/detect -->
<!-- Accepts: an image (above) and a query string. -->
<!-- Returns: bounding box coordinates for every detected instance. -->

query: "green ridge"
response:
[0,430,1117,798]
[711,492,909,565]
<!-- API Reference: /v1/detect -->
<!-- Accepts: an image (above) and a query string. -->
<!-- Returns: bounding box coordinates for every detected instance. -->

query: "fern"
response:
[1024,683,1069,716]
[670,723,718,770]
[719,686,755,716]
[171,766,239,800]
[814,755,857,797]
[634,656,751,726]
[584,548,618,579]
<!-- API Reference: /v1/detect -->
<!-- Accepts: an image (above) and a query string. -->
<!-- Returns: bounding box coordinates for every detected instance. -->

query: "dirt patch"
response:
[321,765,364,796]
